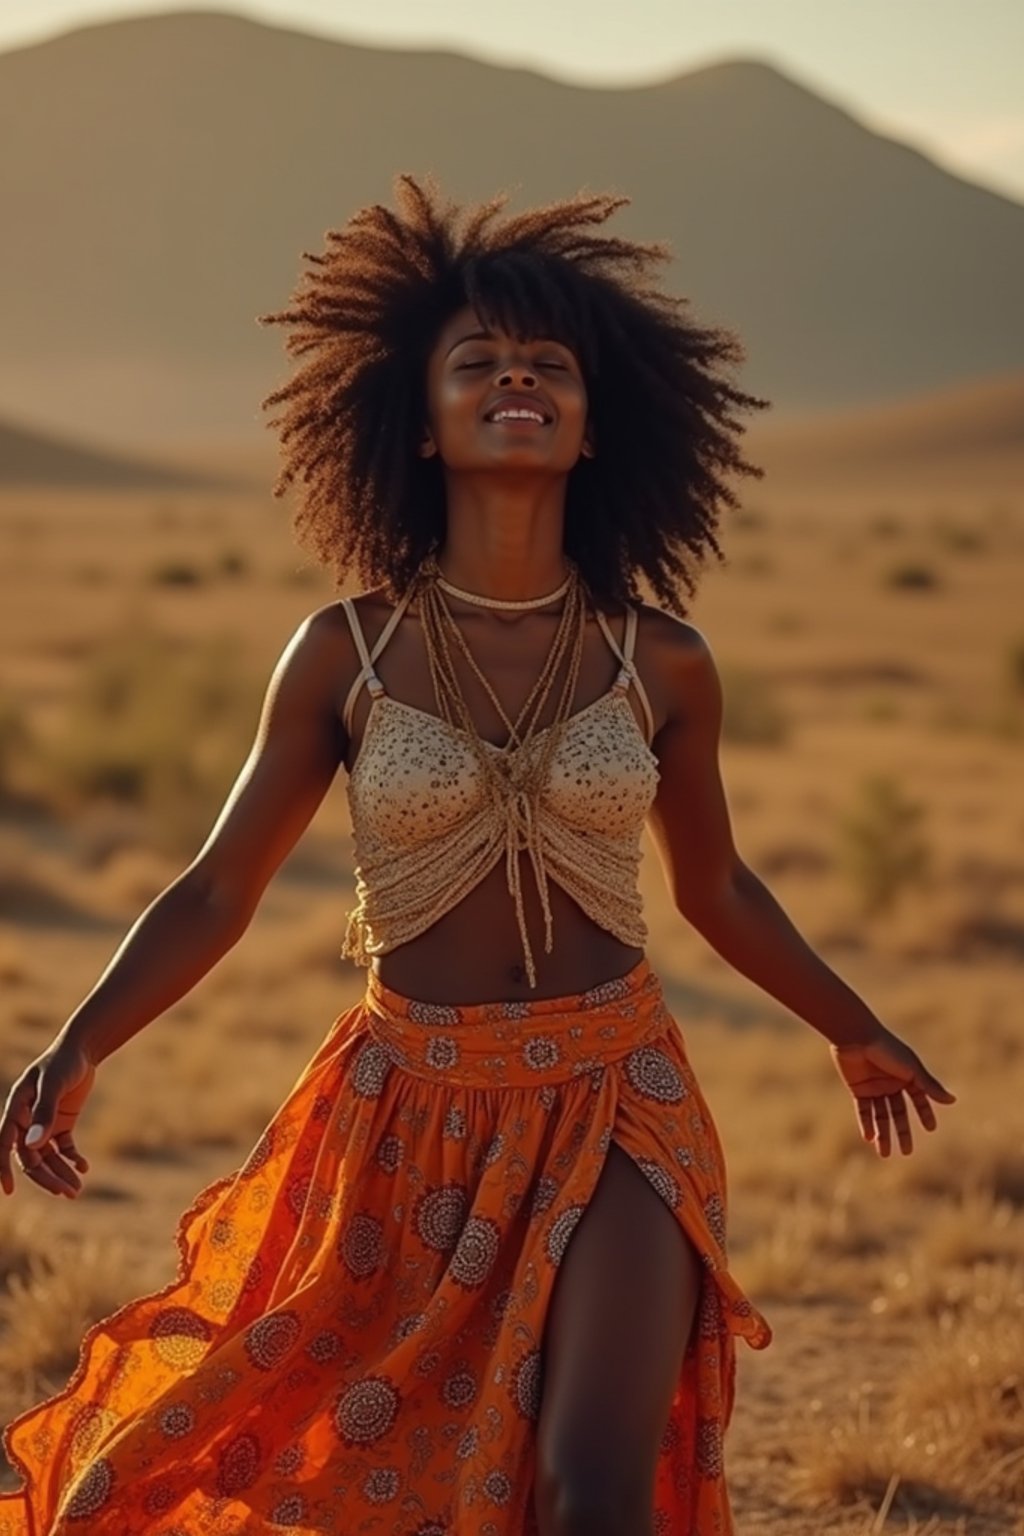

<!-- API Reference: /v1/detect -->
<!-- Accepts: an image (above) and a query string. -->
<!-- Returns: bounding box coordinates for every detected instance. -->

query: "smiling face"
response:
[419,303,594,474]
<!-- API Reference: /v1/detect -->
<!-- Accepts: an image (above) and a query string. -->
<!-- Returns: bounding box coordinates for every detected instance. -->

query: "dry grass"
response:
[0,481,1022,1530]
[0,1237,136,1406]
[785,1303,1024,1521]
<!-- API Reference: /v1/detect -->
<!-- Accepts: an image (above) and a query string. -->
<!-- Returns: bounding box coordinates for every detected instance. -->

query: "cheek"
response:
[560,374,588,412]
[433,378,479,428]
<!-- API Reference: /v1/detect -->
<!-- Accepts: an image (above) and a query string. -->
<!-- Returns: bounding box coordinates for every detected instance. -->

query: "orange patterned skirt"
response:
[0,955,771,1535]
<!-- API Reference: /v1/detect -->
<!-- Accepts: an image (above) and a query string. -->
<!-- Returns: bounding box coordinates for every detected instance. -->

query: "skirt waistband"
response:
[363,955,672,1089]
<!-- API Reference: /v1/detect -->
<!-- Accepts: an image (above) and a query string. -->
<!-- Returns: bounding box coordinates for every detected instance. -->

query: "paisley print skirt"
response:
[0,955,771,1535]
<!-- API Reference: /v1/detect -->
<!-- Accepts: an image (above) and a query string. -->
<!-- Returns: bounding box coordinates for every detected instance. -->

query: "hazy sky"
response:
[3,0,1022,202]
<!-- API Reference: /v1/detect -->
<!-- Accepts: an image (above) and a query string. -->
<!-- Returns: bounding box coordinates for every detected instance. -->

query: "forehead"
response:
[432,304,576,359]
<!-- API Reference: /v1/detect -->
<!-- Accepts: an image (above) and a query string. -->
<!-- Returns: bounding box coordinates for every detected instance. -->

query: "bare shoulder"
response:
[635,595,718,675]
[633,598,710,658]
[301,586,393,649]
[352,587,405,639]
[632,599,717,720]
[297,590,397,725]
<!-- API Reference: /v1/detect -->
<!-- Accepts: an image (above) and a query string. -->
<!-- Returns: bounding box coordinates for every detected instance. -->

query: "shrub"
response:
[930,518,985,554]
[868,512,904,539]
[837,774,931,916]
[719,666,790,746]
[1005,638,1024,697]
[38,624,262,858]
[216,548,249,578]
[883,562,940,591]
[148,559,204,587]
[0,693,33,805]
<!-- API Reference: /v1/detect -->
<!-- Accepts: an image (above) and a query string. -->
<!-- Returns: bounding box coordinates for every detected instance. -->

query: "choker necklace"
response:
[429,554,576,611]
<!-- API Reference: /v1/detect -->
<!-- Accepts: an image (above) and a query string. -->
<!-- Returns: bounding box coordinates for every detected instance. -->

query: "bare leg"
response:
[533,1141,703,1536]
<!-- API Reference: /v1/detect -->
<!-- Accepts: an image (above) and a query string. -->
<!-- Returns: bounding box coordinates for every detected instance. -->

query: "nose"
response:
[495,364,537,387]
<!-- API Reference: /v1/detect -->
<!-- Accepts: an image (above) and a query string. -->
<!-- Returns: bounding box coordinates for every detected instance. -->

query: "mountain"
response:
[0,10,1022,447]
[0,417,238,488]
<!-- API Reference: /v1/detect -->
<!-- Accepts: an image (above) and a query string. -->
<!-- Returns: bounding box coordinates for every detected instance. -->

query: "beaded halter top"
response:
[339,583,660,987]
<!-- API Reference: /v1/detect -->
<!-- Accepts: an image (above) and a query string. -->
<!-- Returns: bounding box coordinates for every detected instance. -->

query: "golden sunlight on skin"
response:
[2,473,1020,1529]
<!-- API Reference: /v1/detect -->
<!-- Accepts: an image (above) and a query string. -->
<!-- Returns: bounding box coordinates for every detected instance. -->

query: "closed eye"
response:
[457,360,567,370]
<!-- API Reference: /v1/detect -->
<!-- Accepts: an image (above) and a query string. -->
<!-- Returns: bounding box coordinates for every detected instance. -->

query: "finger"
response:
[55,1132,89,1173]
[919,1068,957,1104]
[17,1150,76,1199]
[0,1123,16,1195]
[856,1100,875,1142]
[41,1145,82,1195]
[874,1098,892,1158]
[24,1067,73,1153]
[888,1092,913,1155]
[907,1083,938,1131]
[23,1107,54,1152]
[0,1085,36,1195]
[0,1112,33,1194]
[18,1124,81,1194]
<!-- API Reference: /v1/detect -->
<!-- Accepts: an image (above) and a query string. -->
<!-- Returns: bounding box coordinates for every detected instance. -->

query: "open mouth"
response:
[483,397,554,428]
[486,415,550,428]
[484,410,552,429]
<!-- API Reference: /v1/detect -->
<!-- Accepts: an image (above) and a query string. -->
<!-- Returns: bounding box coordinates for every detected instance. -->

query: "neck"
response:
[439,482,574,602]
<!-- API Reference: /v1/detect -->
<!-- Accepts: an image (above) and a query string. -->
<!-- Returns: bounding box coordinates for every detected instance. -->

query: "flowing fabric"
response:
[0,956,771,1535]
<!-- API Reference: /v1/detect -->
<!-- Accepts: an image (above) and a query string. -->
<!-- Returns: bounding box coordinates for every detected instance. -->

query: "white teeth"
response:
[489,408,545,423]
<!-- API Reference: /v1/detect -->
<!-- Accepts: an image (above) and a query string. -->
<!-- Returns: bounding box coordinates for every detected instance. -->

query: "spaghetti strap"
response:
[593,606,626,666]
[341,597,374,675]
[594,605,655,748]
[622,604,638,664]
[370,584,415,662]
[341,587,417,736]
[341,598,383,737]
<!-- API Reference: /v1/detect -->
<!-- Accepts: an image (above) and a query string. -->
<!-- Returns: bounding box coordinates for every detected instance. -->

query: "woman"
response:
[0,175,955,1536]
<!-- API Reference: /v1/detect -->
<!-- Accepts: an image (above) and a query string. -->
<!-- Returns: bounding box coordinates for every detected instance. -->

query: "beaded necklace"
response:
[409,551,588,986]
[434,561,575,611]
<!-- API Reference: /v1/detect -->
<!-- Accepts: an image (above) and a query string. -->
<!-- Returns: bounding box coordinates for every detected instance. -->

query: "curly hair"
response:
[259,173,770,616]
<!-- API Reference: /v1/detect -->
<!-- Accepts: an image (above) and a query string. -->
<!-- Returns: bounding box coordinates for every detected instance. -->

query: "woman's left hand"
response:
[830,1027,957,1156]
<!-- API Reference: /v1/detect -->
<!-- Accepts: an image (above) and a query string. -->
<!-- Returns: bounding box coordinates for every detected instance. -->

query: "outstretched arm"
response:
[644,616,956,1154]
[58,602,352,1065]
[1,602,356,1199]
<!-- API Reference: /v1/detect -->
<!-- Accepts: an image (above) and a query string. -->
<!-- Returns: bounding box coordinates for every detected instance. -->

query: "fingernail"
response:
[25,1125,45,1147]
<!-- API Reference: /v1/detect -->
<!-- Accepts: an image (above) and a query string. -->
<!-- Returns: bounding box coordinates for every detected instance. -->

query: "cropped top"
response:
[339,585,661,987]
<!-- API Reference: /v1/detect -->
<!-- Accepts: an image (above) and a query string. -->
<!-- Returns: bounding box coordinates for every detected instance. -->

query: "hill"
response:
[0,11,1021,446]
[0,417,238,489]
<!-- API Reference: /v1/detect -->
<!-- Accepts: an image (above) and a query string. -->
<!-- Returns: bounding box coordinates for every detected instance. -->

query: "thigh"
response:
[536,1140,703,1500]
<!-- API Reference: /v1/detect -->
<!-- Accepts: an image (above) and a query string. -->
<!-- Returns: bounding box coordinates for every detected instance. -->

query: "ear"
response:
[418,432,437,459]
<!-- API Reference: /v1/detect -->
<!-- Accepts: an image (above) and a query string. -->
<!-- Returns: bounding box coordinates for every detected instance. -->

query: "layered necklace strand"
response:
[411,552,588,987]
[433,560,575,611]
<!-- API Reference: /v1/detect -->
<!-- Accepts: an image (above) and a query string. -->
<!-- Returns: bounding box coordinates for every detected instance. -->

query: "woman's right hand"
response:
[0,1039,96,1199]
[830,1025,956,1156]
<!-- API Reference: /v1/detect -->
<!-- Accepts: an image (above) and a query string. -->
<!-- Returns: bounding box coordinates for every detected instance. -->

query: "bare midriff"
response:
[370,860,646,1004]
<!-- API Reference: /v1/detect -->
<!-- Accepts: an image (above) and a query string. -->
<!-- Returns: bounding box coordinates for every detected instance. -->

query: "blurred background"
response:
[1,5,1022,1533]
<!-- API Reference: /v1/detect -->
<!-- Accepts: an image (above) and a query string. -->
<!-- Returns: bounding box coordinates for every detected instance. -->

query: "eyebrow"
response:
[445,330,572,358]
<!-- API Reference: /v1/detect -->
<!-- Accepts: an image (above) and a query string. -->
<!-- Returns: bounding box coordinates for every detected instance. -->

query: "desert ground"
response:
[1,467,1022,1533]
